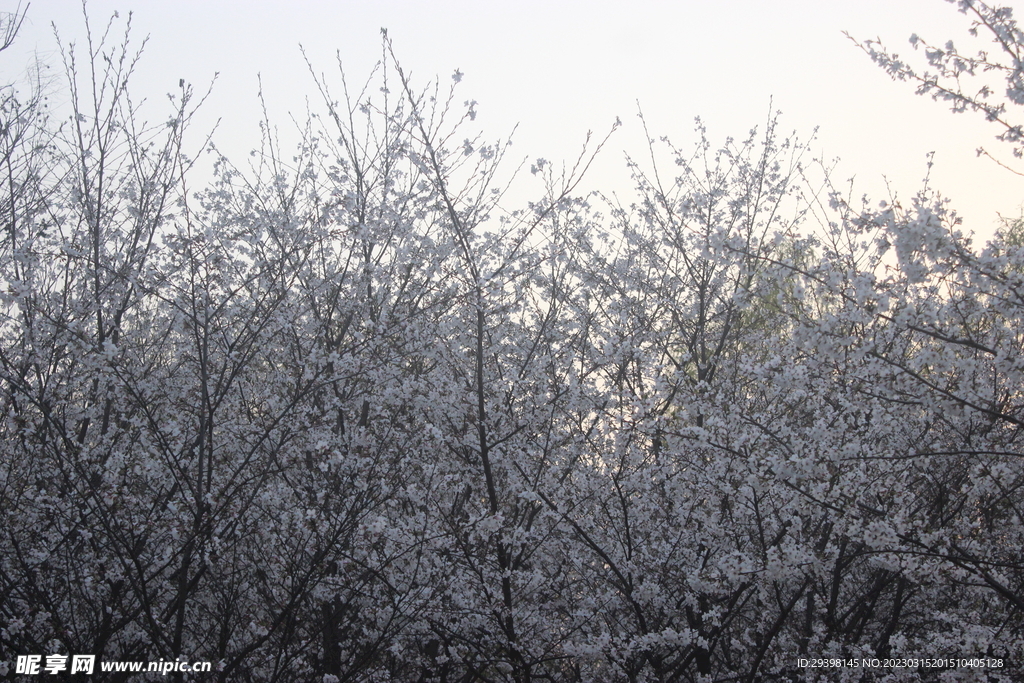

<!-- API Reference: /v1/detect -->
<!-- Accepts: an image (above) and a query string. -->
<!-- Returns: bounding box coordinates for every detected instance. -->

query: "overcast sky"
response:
[5,0,1024,239]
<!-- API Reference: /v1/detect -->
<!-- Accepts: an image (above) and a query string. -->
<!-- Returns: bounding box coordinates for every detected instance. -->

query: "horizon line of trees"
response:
[1,1,1022,681]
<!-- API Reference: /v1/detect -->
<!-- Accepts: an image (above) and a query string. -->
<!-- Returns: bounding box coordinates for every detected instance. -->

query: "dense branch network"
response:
[0,2,1022,682]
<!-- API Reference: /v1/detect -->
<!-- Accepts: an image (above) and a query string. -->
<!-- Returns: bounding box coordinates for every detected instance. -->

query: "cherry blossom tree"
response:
[2,3,1023,682]
[851,0,1024,169]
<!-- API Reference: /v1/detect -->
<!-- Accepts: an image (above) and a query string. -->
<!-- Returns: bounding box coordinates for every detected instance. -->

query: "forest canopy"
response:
[1,1,1023,681]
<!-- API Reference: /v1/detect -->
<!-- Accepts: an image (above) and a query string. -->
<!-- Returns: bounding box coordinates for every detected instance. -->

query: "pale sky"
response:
[6,0,1024,239]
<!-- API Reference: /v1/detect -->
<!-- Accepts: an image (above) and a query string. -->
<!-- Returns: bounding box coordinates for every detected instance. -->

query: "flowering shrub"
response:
[0,3,1022,681]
